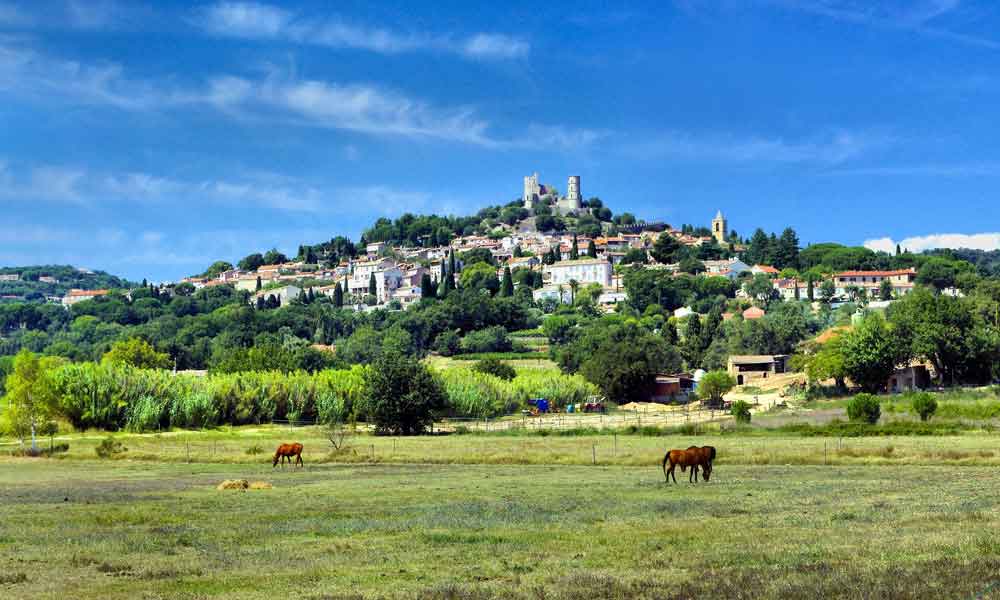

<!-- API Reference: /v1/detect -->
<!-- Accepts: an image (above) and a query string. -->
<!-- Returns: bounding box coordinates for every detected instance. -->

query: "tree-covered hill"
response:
[0,265,131,303]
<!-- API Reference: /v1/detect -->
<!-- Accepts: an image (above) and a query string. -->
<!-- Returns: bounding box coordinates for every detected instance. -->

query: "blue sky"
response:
[2,0,1000,281]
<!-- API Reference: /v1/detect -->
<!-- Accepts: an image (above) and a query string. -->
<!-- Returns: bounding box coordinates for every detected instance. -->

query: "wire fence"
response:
[438,406,726,432]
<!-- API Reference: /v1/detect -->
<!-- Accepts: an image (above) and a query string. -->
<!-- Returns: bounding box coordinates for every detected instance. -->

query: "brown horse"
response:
[662,446,716,483]
[273,443,303,468]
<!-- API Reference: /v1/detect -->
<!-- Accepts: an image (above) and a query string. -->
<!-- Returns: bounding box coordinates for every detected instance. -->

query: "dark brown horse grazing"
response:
[662,446,716,483]
[273,443,304,468]
[685,446,717,482]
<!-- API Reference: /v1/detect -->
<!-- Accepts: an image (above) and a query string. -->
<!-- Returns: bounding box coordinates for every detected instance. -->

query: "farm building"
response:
[727,355,789,385]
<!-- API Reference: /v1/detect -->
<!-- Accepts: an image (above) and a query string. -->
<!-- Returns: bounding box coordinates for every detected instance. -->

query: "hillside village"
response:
[39,173,936,318]
[141,172,945,318]
[1,171,992,405]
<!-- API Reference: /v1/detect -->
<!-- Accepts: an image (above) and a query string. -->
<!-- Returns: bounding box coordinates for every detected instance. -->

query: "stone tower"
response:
[566,175,581,210]
[712,210,727,245]
[523,173,540,209]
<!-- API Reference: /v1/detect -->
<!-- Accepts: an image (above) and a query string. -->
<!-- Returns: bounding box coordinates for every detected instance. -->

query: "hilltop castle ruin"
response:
[523,173,582,214]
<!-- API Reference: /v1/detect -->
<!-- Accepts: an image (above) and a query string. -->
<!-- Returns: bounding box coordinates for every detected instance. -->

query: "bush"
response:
[366,353,447,435]
[909,392,938,422]
[847,393,881,424]
[472,358,517,381]
[459,326,515,354]
[433,330,461,356]
[731,400,752,424]
[95,436,127,459]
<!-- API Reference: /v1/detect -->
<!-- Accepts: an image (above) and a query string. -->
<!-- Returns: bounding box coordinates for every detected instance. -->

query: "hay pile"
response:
[216,479,273,491]
[217,479,249,490]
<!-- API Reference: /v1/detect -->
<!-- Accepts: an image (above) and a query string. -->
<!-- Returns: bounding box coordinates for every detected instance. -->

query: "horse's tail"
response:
[709,446,717,462]
[661,452,670,478]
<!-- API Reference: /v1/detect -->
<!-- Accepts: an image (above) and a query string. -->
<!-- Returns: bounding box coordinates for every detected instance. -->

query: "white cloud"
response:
[865,233,1000,254]
[200,1,292,38]
[624,130,884,164]
[196,1,530,60]
[0,42,599,149]
[462,33,530,60]
[0,159,443,216]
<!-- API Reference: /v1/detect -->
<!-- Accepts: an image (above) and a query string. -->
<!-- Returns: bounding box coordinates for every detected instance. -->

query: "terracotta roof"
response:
[836,269,916,278]
[66,289,109,297]
[742,306,766,319]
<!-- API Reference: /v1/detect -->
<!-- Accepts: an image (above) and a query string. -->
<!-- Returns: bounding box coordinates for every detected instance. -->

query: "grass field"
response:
[10,424,1000,467]
[3,457,1000,599]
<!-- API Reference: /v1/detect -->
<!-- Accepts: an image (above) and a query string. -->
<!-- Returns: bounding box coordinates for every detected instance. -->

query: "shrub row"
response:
[48,362,597,430]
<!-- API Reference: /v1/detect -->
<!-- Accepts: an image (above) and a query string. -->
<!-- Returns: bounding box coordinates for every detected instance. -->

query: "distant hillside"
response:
[925,248,1000,277]
[0,265,131,303]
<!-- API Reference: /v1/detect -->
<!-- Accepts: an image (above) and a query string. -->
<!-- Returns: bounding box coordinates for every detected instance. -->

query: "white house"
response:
[61,289,109,307]
[703,258,750,277]
[255,285,302,306]
[532,285,573,304]
[543,258,612,287]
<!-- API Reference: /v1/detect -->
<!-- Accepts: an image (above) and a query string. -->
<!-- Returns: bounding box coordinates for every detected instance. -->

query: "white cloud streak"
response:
[197,1,530,60]
[0,159,440,216]
[865,232,1000,253]
[0,42,599,150]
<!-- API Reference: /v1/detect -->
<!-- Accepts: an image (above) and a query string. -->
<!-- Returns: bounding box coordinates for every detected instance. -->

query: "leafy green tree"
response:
[774,228,800,270]
[570,234,579,260]
[678,257,706,275]
[574,322,682,403]
[802,334,849,391]
[432,330,461,356]
[1,350,63,451]
[202,261,233,278]
[238,253,265,271]
[366,353,447,435]
[102,338,171,369]
[699,370,736,405]
[587,239,597,258]
[819,279,836,303]
[847,393,881,424]
[879,278,893,301]
[460,262,499,296]
[745,273,777,307]
[368,272,377,297]
[888,287,998,384]
[841,315,901,393]
[650,233,681,264]
[263,248,288,265]
[621,248,647,265]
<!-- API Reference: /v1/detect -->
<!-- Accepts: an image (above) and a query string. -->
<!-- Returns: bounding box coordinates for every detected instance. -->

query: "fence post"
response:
[824,441,828,465]
[613,432,617,458]
[371,444,375,461]
[186,442,190,464]
[592,444,596,465]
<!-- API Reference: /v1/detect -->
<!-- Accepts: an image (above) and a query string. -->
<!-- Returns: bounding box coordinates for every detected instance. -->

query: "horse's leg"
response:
[297,453,303,467]
[669,463,677,484]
